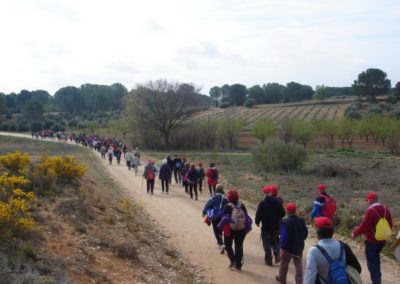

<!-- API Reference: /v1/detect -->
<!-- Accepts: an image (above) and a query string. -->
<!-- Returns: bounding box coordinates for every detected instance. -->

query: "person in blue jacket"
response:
[202,184,228,253]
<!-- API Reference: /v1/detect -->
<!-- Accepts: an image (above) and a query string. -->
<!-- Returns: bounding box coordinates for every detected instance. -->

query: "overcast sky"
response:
[0,0,399,95]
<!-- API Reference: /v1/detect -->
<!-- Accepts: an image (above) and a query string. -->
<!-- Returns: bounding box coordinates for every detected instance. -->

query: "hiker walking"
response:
[310,184,337,219]
[187,163,199,200]
[218,189,251,271]
[305,217,361,284]
[197,162,205,194]
[181,163,190,194]
[115,148,122,165]
[100,144,107,159]
[172,155,182,184]
[352,192,393,284]
[271,184,284,205]
[206,163,218,195]
[124,149,133,170]
[255,186,286,266]
[202,184,228,253]
[275,203,308,284]
[131,155,140,176]
[134,147,141,159]
[159,159,172,194]
[143,160,157,194]
[107,146,113,165]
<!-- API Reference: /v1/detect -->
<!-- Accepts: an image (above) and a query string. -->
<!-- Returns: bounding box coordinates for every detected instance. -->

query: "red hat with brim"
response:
[271,184,278,196]
[317,184,327,191]
[286,203,296,214]
[366,192,378,201]
[314,217,333,229]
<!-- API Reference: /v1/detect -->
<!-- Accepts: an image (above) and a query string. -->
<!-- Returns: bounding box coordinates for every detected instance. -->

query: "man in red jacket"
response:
[352,192,393,284]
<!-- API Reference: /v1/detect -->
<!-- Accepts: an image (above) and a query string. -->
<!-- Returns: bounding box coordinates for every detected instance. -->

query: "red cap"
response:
[263,185,272,194]
[366,192,378,201]
[227,189,239,202]
[286,203,296,214]
[317,184,327,191]
[270,184,278,196]
[314,217,333,229]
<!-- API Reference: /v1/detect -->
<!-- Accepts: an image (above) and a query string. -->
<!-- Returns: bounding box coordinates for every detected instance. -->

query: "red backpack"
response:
[320,193,336,218]
[146,167,155,180]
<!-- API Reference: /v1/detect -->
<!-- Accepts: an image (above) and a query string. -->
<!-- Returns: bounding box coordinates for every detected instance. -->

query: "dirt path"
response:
[1,132,399,284]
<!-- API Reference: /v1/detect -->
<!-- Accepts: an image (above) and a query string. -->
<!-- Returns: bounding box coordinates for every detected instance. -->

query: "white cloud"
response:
[0,0,399,95]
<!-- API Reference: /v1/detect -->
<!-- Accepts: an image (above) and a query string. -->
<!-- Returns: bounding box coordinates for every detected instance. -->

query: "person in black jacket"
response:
[255,186,286,266]
[187,164,199,200]
[172,154,182,184]
[275,203,308,284]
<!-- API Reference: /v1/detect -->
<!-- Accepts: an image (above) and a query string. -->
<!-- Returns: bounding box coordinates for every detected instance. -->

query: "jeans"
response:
[278,250,303,284]
[146,179,155,194]
[365,241,384,284]
[224,230,246,268]
[161,179,169,193]
[173,168,181,183]
[198,178,203,193]
[261,230,280,264]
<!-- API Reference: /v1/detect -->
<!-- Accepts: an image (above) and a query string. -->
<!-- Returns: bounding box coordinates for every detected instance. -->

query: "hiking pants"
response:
[146,179,155,194]
[161,179,169,193]
[198,178,203,193]
[212,219,223,246]
[189,182,198,200]
[208,184,216,195]
[224,230,246,268]
[278,251,303,284]
[116,156,121,165]
[183,182,189,194]
[365,241,384,284]
[261,230,280,264]
[127,161,131,170]
[173,168,181,183]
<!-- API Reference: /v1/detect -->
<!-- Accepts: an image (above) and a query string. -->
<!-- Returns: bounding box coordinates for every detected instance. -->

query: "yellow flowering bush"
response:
[0,151,31,175]
[0,174,36,240]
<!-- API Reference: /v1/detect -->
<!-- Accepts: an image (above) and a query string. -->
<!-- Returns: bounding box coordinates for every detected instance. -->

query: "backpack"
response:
[176,161,182,170]
[372,207,392,241]
[230,202,246,231]
[206,195,224,221]
[316,243,348,284]
[321,193,337,218]
[146,167,155,180]
[211,169,218,180]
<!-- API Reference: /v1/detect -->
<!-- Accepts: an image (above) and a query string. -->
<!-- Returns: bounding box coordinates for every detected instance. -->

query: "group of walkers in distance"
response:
[203,182,394,284]
[35,133,397,284]
[142,154,220,200]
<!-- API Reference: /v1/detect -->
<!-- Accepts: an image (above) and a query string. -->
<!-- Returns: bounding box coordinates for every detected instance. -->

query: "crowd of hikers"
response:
[202,183,396,284]
[36,133,398,284]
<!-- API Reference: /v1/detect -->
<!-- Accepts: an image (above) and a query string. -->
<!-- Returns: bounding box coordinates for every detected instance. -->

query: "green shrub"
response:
[251,138,306,172]
[244,98,256,108]
[17,121,29,132]
[367,103,383,115]
[219,101,230,108]
[0,122,9,131]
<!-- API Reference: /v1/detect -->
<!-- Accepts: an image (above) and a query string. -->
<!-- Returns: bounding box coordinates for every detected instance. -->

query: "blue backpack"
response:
[316,243,348,284]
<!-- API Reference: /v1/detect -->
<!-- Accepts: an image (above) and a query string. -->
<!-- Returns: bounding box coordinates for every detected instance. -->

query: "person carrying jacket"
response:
[159,159,172,194]
[218,189,249,271]
[275,203,308,284]
[206,163,218,195]
[202,184,228,253]
[310,184,336,219]
[143,160,157,194]
[352,192,393,284]
[305,217,361,284]
[187,163,199,200]
[255,186,286,266]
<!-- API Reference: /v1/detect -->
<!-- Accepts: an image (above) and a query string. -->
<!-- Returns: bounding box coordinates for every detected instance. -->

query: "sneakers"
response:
[265,260,273,267]
[275,255,281,264]
[219,244,225,254]
[275,276,282,283]
[229,261,236,268]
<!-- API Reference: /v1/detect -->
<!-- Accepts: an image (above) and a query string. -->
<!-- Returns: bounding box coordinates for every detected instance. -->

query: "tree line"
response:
[0,83,128,117]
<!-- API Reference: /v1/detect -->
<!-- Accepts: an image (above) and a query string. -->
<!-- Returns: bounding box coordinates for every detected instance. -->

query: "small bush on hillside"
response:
[16,121,29,132]
[219,101,230,108]
[34,155,86,189]
[6,112,13,119]
[390,106,400,119]
[30,122,43,132]
[244,98,256,108]
[0,122,9,131]
[0,151,31,176]
[367,103,383,115]
[251,138,306,172]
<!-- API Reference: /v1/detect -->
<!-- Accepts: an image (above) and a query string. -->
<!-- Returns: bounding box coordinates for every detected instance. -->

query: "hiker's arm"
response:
[353,209,371,237]
[304,248,318,284]
[343,242,362,273]
[279,222,288,250]
[255,203,261,226]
